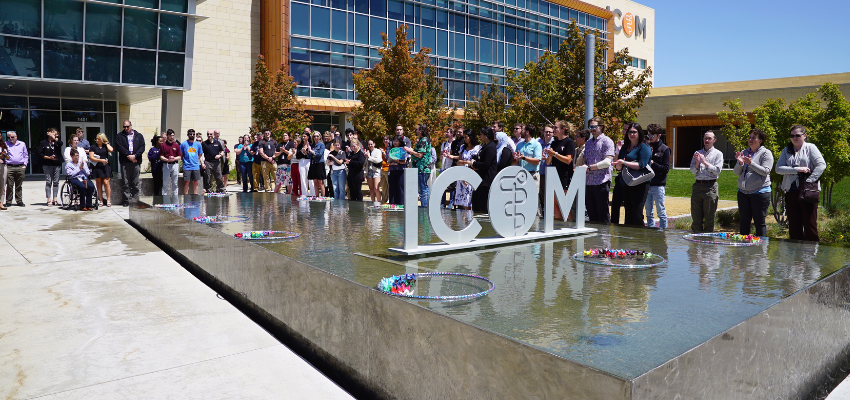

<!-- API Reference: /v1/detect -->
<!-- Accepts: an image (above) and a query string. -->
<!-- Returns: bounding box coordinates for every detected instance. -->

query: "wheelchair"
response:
[60,177,99,211]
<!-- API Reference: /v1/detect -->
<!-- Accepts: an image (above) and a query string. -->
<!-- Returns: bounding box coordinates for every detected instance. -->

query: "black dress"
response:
[347,151,366,201]
[90,144,112,179]
[471,141,497,212]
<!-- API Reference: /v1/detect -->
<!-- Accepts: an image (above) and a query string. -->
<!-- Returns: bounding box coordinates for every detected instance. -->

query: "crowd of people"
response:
[0,118,828,242]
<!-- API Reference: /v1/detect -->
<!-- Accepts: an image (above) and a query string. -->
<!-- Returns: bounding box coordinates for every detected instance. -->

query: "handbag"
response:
[621,164,655,186]
[798,172,819,204]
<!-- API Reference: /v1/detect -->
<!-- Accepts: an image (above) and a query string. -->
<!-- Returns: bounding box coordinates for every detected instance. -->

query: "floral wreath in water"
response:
[152,203,199,210]
[571,248,666,268]
[297,196,333,202]
[376,272,495,301]
[203,192,231,197]
[192,215,249,224]
[233,230,300,242]
[369,204,404,211]
[682,232,762,246]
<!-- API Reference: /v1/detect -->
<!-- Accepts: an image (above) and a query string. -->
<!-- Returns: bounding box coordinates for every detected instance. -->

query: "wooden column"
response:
[261,0,290,75]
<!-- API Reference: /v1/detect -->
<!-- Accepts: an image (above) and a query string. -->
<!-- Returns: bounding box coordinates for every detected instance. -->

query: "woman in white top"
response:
[63,135,89,165]
[365,139,384,204]
[775,124,826,241]
[445,130,479,210]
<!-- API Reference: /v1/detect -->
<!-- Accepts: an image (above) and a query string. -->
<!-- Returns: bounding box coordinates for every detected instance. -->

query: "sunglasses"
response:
[123,126,131,128]
[790,133,804,138]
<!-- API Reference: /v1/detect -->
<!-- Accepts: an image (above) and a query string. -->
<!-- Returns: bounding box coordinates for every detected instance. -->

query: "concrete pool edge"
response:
[130,203,630,400]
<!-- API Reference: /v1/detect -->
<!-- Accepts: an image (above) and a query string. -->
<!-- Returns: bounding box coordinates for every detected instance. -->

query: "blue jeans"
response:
[331,169,346,199]
[645,185,668,228]
[418,172,430,207]
[239,161,253,192]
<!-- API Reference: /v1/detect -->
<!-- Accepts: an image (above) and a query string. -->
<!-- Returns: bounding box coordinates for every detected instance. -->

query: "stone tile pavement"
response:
[0,181,353,400]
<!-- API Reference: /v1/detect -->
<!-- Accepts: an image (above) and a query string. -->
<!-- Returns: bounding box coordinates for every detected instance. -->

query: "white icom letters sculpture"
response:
[389,165,594,255]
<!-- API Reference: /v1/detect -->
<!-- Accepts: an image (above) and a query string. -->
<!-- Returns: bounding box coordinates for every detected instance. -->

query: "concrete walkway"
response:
[0,181,353,399]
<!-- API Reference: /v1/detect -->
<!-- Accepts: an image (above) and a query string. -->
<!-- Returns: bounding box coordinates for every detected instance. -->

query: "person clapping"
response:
[65,148,96,211]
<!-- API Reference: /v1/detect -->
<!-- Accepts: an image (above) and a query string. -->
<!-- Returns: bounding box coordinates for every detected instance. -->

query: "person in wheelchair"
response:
[65,148,96,211]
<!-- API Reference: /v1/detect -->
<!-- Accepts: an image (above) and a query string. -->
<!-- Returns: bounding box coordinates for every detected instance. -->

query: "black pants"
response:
[622,181,650,226]
[610,177,626,224]
[388,170,404,205]
[737,191,771,236]
[586,181,611,223]
[348,177,363,201]
[70,179,95,208]
[538,174,547,214]
[785,190,819,241]
[152,168,163,197]
[472,185,490,213]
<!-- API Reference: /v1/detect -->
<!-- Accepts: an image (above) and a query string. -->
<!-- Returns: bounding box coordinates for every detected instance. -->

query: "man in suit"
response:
[115,120,145,206]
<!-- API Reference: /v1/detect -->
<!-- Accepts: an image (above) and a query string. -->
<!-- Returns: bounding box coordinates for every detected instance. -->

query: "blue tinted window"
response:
[122,49,156,85]
[124,9,158,49]
[126,0,157,8]
[348,13,354,40]
[354,0,368,14]
[291,48,309,61]
[84,45,120,83]
[451,13,464,33]
[436,30,448,56]
[468,17,478,36]
[311,7,330,38]
[370,0,385,16]
[453,33,464,59]
[527,0,537,12]
[291,3,310,35]
[0,36,40,77]
[421,27,436,53]
[354,14,369,44]
[161,0,189,13]
[330,67,349,89]
[157,52,185,87]
[405,3,415,22]
[370,17,385,46]
[159,14,187,52]
[292,37,309,48]
[310,65,330,87]
[480,38,492,64]
[44,0,83,41]
[311,52,330,63]
[332,10,347,40]
[466,35,475,61]
[86,4,122,46]
[331,0,345,9]
[311,88,330,98]
[0,0,40,37]
[44,41,82,80]
[421,7,435,27]
[436,10,448,29]
[480,20,492,38]
[388,0,403,20]
[291,62,310,85]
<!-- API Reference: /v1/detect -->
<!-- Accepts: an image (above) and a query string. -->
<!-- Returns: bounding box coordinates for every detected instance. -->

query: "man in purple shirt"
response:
[582,117,616,223]
[5,131,28,207]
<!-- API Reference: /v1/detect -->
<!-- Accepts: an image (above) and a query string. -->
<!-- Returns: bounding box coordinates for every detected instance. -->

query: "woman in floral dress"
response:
[449,130,479,209]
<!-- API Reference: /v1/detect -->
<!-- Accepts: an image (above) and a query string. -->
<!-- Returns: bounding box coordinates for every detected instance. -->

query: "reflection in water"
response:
[148,194,850,379]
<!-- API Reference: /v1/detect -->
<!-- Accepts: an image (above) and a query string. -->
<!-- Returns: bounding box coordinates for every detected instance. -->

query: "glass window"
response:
[0,36,40,77]
[157,52,184,87]
[505,25,516,43]
[355,14,369,44]
[292,37,309,48]
[291,62,310,85]
[436,10,448,29]
[527,0,537,12]
[310,65,330,87]
[330,53,346,65]
[370,0,385,16]
[29,98,61,110]
[85,4,122,46]
[331,0,345,10]
[331,10,346,40]
[159,14,187,52]
[421,7,435,27]
[311,88,330,98]
[370,17,385,46]
[126,0,157,8]
[84,45,120,83]
[480,38,492,63]
[348,13,354,40]
[28,110,62,152]
[311,52,330,63]
[466,35,475,61]
[388,0,403,20]
[468,17,478,36]
[0,0,41,38]
[311,7,330,38]
[44,0,83,41]
[421,27,436,52]
[161,0,189,13]
[62,98,102,112]
[0,96,27,109]
[122,49,157,85]
[291,48,309,61]
[436,29,448,56]
[312,0,328,6]
[124,9,158,49]
[43,41,82,80]
[311,41,330,52]
[354,0,368,14]
[480,19,492,38]
[451,13,465,33]
[507,44,515,68]
[331,43,346,53]
[453,33,464,59]
[291,3,310,35]
[330,67,348,89]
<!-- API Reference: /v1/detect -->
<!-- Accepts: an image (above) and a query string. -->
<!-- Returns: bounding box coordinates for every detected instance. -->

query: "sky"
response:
[644,0,850,88]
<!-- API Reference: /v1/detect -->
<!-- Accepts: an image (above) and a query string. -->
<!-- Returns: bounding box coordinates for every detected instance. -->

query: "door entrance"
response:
[61,122,103,149]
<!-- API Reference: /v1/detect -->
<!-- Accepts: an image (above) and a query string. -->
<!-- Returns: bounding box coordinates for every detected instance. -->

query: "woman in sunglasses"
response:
[775,125,826,241]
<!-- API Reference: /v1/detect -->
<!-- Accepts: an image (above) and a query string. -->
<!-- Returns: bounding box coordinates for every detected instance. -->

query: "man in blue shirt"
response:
[180,129,203,195]
[514,125,543,194]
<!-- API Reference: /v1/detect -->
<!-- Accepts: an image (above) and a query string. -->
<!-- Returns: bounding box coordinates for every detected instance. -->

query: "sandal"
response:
[106,201,111,207]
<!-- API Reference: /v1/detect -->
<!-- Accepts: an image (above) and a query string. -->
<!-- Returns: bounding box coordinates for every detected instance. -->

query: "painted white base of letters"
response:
[389,227,597,256]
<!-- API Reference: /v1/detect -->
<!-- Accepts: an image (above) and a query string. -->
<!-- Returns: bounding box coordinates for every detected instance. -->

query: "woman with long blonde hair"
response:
[89,133,114,206]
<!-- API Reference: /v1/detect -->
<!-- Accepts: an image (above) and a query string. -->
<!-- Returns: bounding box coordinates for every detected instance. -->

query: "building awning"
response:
[301,98,360,113]
[0,77,166,104]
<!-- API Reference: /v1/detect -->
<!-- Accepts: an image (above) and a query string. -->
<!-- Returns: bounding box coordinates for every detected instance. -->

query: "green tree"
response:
[250,55,312,139]
[504,23,653,129]
[717,99,753,152]
[463,78,508,134]
[351,25,451,141]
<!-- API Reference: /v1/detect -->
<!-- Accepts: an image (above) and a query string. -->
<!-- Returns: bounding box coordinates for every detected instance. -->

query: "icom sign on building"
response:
[608,7,648,39]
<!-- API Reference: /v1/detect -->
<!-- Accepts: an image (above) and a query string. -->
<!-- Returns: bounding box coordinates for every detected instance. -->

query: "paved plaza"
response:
[0,181,352,400]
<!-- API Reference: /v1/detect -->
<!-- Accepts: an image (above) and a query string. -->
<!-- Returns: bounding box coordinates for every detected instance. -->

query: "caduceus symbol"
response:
[500,169,529,236]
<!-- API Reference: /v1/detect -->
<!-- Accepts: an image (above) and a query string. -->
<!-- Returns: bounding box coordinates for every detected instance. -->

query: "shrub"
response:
[820,212,850,245]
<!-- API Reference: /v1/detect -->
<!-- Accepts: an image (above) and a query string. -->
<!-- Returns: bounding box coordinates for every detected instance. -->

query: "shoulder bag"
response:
[798,172,819,204]
[621,164,655,186]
